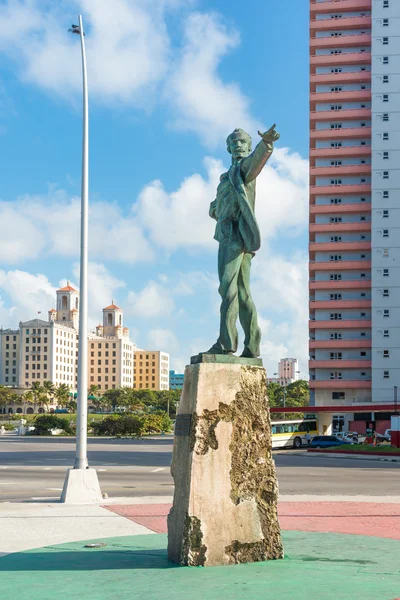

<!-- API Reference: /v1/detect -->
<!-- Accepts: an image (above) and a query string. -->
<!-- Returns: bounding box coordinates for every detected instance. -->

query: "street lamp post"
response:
[274,373,286,409]
[61,15,101,503]
[73,15,89,470]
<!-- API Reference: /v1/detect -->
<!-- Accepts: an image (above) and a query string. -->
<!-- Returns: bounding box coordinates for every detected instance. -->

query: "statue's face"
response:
[228,133,251,161]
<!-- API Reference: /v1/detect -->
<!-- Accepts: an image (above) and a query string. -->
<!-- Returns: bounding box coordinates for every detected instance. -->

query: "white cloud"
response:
[166,12,257,146]
[0,264,125,331]
[0,188,154,265]
[0,3,257,149]
[147,328,179,354]
[255,147,309,241]
[0,0,179,106]
[127,281,175,319]
[71,262,125,329]
[0,270,56,327]
[136,157,221,252]
[253,250,309,377]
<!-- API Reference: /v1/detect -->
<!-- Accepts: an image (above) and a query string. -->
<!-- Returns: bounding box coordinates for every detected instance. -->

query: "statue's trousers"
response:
[216,243,261,356]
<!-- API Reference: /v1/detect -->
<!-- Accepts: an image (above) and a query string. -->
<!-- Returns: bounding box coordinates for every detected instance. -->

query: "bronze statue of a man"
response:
[206,124,280,358]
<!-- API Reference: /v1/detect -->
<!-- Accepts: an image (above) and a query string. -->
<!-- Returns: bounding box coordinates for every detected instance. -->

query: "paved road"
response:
[0,436,399,502]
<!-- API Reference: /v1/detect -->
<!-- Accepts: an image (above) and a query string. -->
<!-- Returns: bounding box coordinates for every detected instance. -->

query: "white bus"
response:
[271,417,318,449]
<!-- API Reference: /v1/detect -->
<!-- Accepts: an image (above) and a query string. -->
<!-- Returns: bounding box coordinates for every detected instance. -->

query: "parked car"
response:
[384,429,392,442]
[310,435,352,449]
[375,433,389,443]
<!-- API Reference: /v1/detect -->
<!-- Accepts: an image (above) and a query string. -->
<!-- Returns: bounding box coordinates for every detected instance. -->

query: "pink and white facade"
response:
[309,0,400,407]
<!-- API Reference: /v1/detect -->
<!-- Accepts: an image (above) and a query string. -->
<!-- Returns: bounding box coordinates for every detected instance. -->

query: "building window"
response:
[383,249,389,257]
[383,151,389,159]
[382,37,389,45]
[383,330,389,337]
[383,56,389,64]
[383,210,389,218]
[383,289,389,297]
[360,352,366,357]
[383,229,389,237]
[330,372,342,380]
[383,371,390,379]
[383,95,389,102]
[382,113,389,122]
[383,310,390,317]
[383,18,389,26]
[383,190,389,198]
[383,269,389,276]
[383,0,389,6]
[383,350,389,358]
[383,75,389,83]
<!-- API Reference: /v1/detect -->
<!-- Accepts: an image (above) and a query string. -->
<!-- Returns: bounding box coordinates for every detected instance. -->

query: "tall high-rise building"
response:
[309,0,400,406]
[278,358,299,381]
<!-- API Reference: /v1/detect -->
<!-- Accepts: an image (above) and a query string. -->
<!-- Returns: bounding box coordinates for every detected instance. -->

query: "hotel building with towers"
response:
[309,0,400,406]
[0,281,169,402]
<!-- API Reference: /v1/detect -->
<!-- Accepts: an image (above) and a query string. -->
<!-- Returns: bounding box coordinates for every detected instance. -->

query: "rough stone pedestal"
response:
[167,361,283,566]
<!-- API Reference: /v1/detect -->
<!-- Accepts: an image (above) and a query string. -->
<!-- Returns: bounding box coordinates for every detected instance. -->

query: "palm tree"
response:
[54,384,70,408]
[0,385,13,412]
[31,381,47,412]
[42,381,55,408]
[88,384,100,398]
[10,393,22,409]
[23,390,35,413]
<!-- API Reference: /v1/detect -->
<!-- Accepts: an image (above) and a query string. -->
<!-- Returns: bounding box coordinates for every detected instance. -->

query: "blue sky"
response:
[0,0,309,376]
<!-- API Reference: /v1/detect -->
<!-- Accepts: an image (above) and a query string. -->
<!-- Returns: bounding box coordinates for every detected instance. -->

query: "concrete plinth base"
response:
[167,362,283,566]
[60,468,102,504]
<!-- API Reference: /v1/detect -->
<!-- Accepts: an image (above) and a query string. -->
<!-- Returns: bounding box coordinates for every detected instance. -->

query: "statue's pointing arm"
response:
[241,124,280,184]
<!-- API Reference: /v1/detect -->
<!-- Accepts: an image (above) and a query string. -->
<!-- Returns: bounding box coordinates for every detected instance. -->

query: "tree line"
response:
[0,382,181,418]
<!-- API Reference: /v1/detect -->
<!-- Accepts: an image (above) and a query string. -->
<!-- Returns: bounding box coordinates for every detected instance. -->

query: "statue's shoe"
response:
[240,349,259,358]
[202,343,234,355]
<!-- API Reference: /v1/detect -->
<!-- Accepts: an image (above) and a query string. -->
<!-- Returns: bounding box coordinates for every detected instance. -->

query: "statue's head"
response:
[226,128,252,161]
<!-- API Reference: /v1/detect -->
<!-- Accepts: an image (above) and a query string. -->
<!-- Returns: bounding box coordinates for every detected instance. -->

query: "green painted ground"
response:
[0,532,399,600]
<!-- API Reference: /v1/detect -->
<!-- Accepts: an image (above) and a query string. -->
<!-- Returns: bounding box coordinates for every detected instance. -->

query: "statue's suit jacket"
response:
[209,140,272,254]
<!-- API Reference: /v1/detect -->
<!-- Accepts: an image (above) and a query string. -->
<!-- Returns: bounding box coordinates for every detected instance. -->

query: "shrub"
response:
[143,412,172,434]
[1,423,16,431]
[89,412,172,436]
[92,414,144,436]
[33,415,72,435]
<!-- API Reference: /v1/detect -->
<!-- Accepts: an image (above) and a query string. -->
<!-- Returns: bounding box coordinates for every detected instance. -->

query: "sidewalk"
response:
[1,496,399,600]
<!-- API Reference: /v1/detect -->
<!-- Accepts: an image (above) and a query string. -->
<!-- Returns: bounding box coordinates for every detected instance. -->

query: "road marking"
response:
[98,469,107,472]
[43,467,52,471]
[151,468,165,473]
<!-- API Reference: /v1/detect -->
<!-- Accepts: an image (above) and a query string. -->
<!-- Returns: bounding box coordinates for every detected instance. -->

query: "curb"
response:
[307,449,400,462]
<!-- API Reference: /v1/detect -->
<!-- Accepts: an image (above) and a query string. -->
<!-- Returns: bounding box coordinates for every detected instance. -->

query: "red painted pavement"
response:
[105,501,400,540]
